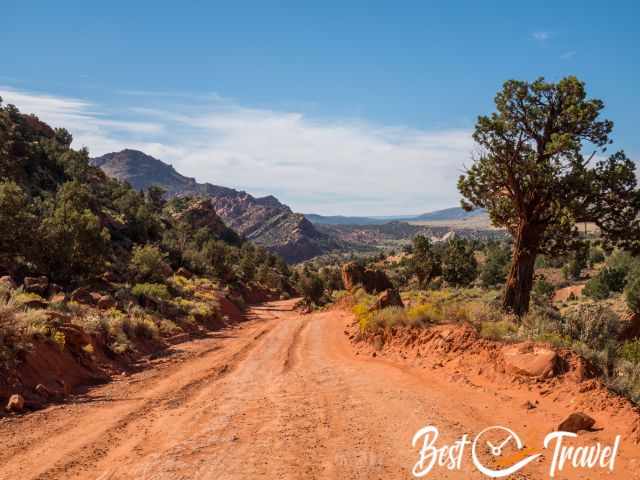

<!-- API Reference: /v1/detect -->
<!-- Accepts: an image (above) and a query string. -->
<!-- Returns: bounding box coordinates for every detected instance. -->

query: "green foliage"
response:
[442,238,478,287]
[0,100,293,293]
[480,242,510,287]
[0,181,38,272]
[409,235,442,288]
[564,241,589,281]
[584,262,629,300]
[131,283,171,303]
[129,244,170,283]
[619,339,640,365]
[624,270,640,314]
[561,304,620,351]
[39,181,111,283]
[298,271,325,304]
[583,275,611,300]
[532,275,555,300]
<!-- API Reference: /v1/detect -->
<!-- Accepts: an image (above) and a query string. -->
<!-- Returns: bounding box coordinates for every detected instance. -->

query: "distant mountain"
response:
[91,150,340,263]
[304,214,390,226]
[305,207,487,226]
[413,207,486,222]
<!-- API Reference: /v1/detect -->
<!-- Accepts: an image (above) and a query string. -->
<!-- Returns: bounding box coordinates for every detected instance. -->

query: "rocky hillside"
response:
[91,150,340,262]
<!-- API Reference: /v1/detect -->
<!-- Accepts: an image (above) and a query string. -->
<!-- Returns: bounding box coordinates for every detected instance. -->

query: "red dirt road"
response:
[2,299,639,479]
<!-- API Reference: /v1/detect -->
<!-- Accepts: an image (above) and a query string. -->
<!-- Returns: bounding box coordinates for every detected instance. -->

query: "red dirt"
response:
[553,284,586,302]
[2,300,640,479]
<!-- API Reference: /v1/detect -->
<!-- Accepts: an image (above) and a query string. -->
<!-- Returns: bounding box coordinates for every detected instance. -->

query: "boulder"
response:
[341,262,394,294]
[502,343,558,378]
[0,276,17,290]
[70,287,95,305]
[558,412,596,433]
[97,294,116,310]
[6,394,24,413]
[23,276,49,295]
[371,289,404,311]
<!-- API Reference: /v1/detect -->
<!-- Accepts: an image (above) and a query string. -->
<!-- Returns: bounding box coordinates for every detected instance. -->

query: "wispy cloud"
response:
[560,50,577,59]
[532,31,551,41]
[0,87,473,215]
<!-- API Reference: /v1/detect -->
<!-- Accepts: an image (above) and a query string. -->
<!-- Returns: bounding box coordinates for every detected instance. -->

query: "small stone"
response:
[6,394,24,413]
[558,412,596,433]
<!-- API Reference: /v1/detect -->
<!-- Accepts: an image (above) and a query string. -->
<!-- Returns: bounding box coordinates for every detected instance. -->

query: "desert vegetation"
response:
[336,76,640,407]
[0,98,296,405]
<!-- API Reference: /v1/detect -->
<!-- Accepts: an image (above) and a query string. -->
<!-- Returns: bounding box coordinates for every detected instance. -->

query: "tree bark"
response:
[503,221,542,317]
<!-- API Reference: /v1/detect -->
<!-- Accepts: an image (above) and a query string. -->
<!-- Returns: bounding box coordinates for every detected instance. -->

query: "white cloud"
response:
[0,86,473,215]
[532,31,551,41]
[560,50,577,59]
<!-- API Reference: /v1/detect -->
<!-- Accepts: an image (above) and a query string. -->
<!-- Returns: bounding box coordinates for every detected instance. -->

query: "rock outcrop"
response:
[341,262,394,294]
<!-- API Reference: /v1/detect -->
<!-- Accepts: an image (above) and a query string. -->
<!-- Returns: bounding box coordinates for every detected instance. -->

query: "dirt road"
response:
[2,300,639,479]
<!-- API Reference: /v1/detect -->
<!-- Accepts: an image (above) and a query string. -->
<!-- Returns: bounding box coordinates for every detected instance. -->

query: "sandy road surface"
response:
[2,299,639,479]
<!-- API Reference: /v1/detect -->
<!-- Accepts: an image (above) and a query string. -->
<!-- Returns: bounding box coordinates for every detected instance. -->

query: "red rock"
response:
[6,394,24,412]
[558,412,596,433]
[502,343,558,378]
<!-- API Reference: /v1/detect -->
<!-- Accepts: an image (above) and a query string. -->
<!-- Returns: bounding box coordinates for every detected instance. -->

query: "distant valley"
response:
[91,150,501,262]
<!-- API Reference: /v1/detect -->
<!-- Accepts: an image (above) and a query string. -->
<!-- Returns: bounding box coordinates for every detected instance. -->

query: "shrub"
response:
[406,304,436,326]
[608,360,640,404]
[532,276,555,300]
[599,266,627,292]
[619,339,640,364]
[298,271,325,304]
[370,307,407,329]
[353,303,374,332]
[625,269,640,314]
[129,244,170,283]
[480,319,518,341]
[583,275,611,300]
[132,283,171,303]
[561,304,620,351]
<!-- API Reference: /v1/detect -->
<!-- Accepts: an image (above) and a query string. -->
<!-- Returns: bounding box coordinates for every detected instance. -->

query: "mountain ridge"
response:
[90,150,339,263]
[304,207,487,226]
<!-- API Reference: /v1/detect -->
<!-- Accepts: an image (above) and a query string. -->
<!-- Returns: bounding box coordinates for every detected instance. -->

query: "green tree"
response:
[564,241,589,281]
[410,235,441,288]
[129,244,170,282]
[442,238,478,287]
[0,181,37,272]
[39,181,110,282]
[458,76,639,315]
[480,242,511,287]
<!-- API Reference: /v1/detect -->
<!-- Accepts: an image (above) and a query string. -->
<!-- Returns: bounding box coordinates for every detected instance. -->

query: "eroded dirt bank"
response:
[3,300,640,479]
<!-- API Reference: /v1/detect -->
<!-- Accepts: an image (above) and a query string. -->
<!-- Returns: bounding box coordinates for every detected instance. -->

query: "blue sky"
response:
[1,1,639,215]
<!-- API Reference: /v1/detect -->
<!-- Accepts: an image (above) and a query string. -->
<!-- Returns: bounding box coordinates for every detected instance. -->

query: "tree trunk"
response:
[503,221,542,317]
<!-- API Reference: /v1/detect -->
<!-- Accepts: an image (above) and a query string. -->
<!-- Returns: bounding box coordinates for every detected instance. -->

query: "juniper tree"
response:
[458,76,640,315]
